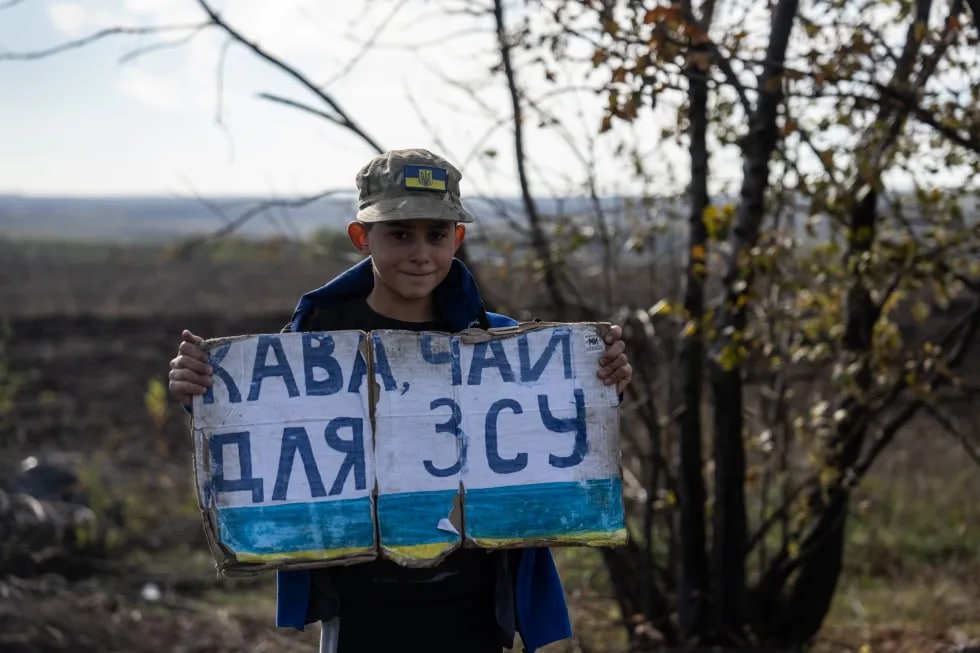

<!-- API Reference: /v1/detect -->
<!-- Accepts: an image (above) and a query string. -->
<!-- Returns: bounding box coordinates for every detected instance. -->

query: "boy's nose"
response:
[408,239,432,262]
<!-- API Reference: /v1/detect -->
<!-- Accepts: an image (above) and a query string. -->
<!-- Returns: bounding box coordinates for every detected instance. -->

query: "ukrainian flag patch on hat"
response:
[403,165,448,192]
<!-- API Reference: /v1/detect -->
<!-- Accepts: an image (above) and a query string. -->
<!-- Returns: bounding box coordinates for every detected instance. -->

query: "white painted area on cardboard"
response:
[457,326,618,489]
[201,418,375,509]
[373,331,462,495]
[373,324,619,491]
[193,331,375,509]
[459,402,619,489]
[193,331,369,430]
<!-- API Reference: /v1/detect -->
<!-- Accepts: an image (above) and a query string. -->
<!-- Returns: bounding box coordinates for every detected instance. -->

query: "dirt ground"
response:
[1,245,977,652]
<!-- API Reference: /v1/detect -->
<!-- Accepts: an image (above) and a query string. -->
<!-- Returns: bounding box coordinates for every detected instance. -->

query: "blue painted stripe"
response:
[378,490,461,546]
[465,478,624,539]
[217,497,375,555]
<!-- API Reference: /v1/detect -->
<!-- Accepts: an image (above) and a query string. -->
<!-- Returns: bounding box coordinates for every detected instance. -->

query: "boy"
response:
[168,149,633,652]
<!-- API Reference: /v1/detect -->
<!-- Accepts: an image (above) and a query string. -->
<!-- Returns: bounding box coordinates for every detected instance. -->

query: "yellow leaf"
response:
[718,343,742,371]
[144,378,169,431]
[649,299,673,316]
[819,466,838,488]
[911,300,930,323]
[702,204,720,233]
[703,203,735,239]
[691,244,706,261]
[788,540,800,559]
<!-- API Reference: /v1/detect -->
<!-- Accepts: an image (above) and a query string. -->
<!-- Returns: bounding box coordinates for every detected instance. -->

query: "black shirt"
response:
[299,297,500,653]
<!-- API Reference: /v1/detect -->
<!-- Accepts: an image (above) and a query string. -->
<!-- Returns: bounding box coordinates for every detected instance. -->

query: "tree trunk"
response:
[707,0,799,642]
[676,3,712,638]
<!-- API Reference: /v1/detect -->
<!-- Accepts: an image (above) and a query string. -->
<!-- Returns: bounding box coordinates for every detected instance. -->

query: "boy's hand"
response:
[168,330,213,407]
[597,325,633,395]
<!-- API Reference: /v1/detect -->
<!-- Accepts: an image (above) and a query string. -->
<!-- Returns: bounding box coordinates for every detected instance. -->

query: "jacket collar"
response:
[289,257,486,332]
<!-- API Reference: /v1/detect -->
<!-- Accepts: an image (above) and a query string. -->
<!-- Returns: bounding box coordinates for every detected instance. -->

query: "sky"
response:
[0,0,680,199]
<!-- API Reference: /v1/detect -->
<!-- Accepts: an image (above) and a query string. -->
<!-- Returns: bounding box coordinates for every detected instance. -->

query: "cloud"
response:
[46,1,89,36]
[117,67,180,110]
[121,0,199,22]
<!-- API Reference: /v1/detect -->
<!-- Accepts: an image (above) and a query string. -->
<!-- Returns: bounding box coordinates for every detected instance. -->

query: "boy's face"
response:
[348,219,466,312]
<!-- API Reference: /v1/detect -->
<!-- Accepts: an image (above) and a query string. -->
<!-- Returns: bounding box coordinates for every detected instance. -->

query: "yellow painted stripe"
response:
[380,542,457,564]
[236,546,374,563]
[470,529,628,549]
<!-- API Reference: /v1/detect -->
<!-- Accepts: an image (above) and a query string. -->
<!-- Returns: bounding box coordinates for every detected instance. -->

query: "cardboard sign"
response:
[192,323,625,575]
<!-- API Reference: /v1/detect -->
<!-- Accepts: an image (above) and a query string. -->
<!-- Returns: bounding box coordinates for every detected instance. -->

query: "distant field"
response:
[0,238,354,318]
[0,194,637,243]
[0,194,357,242]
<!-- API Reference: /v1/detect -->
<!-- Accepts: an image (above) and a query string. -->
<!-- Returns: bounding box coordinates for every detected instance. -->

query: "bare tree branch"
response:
[676,3,754,118]
[213,36,233,131]
[342,26,490,52]
[257,93,349,128]
[492,0,567,312]
[206,190,346,243]
[921,402,980,467]
[967,0,980,22]
[0,24,207,60]
[320,0,410,88]
[117,25,208,64]
[848,299,980,480]
[782,76,980,154]
[194,0,384,154]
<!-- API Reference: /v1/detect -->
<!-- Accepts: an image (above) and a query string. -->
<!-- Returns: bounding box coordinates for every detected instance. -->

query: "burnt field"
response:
[0,243,343,652]
[1,241,979,653]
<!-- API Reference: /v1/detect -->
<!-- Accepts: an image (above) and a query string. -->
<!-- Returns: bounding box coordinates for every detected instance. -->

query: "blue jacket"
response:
[276,257,572,652]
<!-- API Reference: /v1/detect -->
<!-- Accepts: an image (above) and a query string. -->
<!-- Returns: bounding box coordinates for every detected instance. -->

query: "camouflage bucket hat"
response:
[354,148,475,224]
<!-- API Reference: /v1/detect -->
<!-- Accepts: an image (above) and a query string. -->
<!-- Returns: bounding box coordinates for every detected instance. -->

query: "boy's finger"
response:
[614,363,633,393]
[597,353,628,380]
[599,340,626,365]
[171,381,208,398]
[604,325,622,344]
[172,354,212,375]
[178,339,210,362]
[182,329,204,345]
[170,368,213,388]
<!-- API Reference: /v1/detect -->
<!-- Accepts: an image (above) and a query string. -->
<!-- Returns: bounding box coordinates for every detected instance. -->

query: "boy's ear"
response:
[347,221,370,255]
[454,224,466,250]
